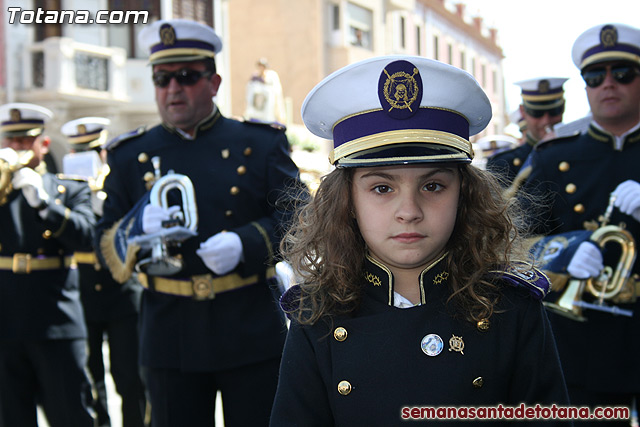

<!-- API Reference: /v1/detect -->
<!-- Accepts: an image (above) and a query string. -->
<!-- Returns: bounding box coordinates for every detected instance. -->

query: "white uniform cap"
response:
[572,23,640,70]
[0,103,53,137]
[514,77,568,110]
[138,19,222,65]
[61,117,111,149]
[302,55,491,167]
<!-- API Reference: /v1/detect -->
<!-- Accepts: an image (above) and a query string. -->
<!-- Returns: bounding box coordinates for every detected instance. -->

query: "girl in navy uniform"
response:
[270,56,571,426]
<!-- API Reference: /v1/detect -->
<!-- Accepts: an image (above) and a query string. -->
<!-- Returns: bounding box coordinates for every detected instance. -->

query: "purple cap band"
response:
[332,108,469,149]
[1,119,44,126]
[520,87,564,97]
[582,43,640,64]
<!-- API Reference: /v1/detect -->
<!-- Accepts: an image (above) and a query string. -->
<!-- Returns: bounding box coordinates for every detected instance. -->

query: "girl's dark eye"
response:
[373,185,391,194]
[424,182,443,192]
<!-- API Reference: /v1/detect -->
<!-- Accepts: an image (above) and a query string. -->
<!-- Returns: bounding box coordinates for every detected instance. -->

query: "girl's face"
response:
[352,164,460,272]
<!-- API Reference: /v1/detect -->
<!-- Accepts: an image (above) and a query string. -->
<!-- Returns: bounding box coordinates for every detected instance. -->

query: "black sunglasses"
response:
[581,65,640,88]
[524,105,564,119]
[152,69,213,88]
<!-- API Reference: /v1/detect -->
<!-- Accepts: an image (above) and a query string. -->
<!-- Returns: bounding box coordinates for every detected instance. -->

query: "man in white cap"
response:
[95,19,303,427]
[0,103,95,426]
[519,23,640,422]
[486,77,568,185]
[61,117,147,427]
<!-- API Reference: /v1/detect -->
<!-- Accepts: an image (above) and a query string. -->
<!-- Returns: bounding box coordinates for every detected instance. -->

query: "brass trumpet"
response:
[129,157,198,276]
[0,149,34,206]
[543,194,637,321]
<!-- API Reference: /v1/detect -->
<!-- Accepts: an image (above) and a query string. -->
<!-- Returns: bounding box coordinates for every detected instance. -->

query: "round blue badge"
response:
[421,333,443,357]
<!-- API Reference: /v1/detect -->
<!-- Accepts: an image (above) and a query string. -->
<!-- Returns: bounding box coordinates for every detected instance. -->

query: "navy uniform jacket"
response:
[485,134,536,185]
[0,171,94,340]
[519,123,640,393]
[79,176,141,323]
[271,256,569,426]
[77,250,141,323]
[97,109,301,371]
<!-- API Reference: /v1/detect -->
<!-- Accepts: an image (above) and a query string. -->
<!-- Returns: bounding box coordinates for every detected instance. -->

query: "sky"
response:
[459,0,640,124]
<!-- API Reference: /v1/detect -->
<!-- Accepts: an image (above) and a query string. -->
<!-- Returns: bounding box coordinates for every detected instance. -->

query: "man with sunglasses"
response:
[96,19,303,427]
[0,103,95,426]
[486,77,567,185]
[518,23,640,424]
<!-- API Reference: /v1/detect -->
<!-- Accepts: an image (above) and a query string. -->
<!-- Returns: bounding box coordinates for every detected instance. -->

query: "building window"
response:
[332,4,340,31]
[416,26,421,55]
[481,64,486,86]
[460,50,465,70]
[447,43,452,65]
[109,0,161,59]
[34,0,62,41]
[433,35,439,60]
[492,69,498,94]
[348,2,372,49]
[400,16,406,49]
[75,52,109,91]
[471,57,476,76]
[173,0,213,27]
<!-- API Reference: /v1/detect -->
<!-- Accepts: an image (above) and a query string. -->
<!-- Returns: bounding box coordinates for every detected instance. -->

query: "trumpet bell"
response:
[137,255,183,276]
[0,149,34,206]
[543,279,587,322]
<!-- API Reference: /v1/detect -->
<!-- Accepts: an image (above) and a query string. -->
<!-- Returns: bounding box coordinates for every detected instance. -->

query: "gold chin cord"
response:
[544,194,637,321]
[0,149,35,206]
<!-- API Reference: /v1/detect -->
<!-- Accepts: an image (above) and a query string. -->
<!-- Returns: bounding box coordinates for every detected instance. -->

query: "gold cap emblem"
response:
[600,25,618,48]
[10,108,21,122]
[159,23,176,46]
[537,79,550,94]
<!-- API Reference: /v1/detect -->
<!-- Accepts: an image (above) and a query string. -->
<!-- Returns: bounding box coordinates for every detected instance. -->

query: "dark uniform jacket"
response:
[519,122,640,393]
[271,256,569,426]
[0,171,94,340]
[485,134,536,185]
[78,263,141,323]
[78,184,141,322]
[97,109,301,371]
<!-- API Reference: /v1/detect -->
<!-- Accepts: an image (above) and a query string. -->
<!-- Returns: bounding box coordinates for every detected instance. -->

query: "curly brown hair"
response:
[281,163,529,325]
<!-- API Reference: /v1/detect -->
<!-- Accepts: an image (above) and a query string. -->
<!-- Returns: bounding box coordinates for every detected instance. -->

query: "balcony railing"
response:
[23,37,129,103]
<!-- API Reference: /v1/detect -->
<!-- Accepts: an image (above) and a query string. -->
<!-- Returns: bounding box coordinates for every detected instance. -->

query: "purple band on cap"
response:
[1,119,44,126]
[332,108,469,149]
[520,87,564,97]
[582,43,640,64]
[150,39,216,54]
[69,129,103,139]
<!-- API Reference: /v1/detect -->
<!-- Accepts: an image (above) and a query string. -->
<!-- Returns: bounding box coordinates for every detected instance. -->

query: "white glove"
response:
[567,241,604,279]
[0,148,18,163]
[196,232,243,275]
[612,180,640,222]
[142,204,181,234]
[12,168,50,209]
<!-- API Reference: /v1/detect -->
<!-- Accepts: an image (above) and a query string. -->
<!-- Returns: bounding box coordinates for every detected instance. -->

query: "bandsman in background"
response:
[61,117,147,427]
[486,77,568,185]
[518,23,640,424]
[0,103,95,426]
[95,19,304,427]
